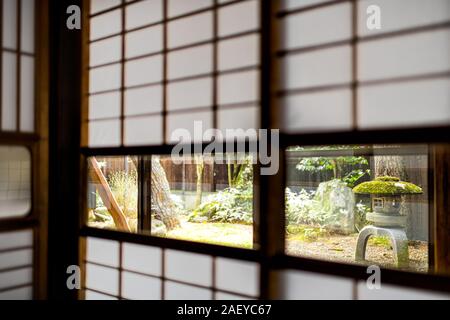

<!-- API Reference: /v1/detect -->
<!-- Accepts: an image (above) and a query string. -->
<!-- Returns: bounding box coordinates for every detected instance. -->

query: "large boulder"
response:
[310,179,355,234]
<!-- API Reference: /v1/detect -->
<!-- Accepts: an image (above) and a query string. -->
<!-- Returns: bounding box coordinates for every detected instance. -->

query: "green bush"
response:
[188,186,253,224]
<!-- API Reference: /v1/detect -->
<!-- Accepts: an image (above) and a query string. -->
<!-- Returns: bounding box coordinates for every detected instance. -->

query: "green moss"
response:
[353,176,422,195]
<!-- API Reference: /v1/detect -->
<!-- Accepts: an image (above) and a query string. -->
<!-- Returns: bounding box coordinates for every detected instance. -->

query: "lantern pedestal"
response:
[355,217,409,268]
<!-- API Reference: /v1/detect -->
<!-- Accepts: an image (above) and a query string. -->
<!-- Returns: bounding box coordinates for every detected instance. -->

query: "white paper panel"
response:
[358,30,450,82]
[282,2,351,49]
[122,272,161,300]
[358,79,450,129]
[20,0,35,53]
[122,243,162,276]
[124,115,163,146]
[215,292,254,300]
[86,264,119,296]
[90,0,121,14]
[166,111,213,143]
[124,85,162,116]
[125,0,163,30]
[218,70,259,105]
[358,0,450,36]
[85,290,118,300]
[357,282,450,300]
[89,119,121,147]
[0,230,32,250]
[0,268,32,290]
[168,0,212,18]
[216,258,259,297]
[126,26,163,59]
[168,44,212,80]
[164,281,212,300]
[90,36,122,67]
[0,286,32,300]
[86,237,120,267]
[90,9,121,41]
[280,270,353,299]
[2,0,17,49]
[282,89,352,133]
[168,12,212,48]
[165,250,212,286]
[20,56,35,132]
[218,0,259,37]
[218,34,259,71]
[89,91,121,120]
[168,78,212,111]
[1,52,17,131]
[0,249,33,270]
[282,0,336,10]
[89,63,121,93]
[218,106,259,136]
[125,55,162,87]
[283,45,351,89]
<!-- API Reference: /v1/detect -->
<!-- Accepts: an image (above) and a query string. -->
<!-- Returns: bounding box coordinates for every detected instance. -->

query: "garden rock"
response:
[311,179,355,234]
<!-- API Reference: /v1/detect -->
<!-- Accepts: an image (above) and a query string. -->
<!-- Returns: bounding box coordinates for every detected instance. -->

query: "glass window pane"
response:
[88,119,121,147]
[89,91,121,120]
[85,263,119,296]
[0,146,31,218]
[285,144,431,274]
[85,153,255,250]
[164,281,212,300]
[166,111,212,143]
[89,63,122,93]
[121,272,161,300]
[0,286,32,300]
[90,0,121,15]
[0,249,33,270]
[0,268,32,290]
[0,230,32,250]
[86,237,120,267]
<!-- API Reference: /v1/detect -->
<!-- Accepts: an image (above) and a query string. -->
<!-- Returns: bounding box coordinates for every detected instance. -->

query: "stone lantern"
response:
[352,176,422,267]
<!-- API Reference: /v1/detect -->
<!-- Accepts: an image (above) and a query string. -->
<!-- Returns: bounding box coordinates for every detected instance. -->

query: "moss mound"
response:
[353,176,422,195]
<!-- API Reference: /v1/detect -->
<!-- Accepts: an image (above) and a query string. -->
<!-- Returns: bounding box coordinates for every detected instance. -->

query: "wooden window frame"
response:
[72,0,450,300]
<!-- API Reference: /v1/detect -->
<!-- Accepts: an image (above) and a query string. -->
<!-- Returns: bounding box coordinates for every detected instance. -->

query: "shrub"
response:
[188,186,253,224]
[108,169,138,219]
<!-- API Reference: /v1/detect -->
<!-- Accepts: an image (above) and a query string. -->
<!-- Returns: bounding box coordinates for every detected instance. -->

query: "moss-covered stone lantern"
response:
[353,176,422,226]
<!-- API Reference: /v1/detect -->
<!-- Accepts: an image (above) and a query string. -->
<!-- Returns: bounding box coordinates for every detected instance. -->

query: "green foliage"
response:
[353,176,422,195]
[294,146,369,187]
[286,224,328,242]
[108,169,138,219]
[189,186,253,224]
[285,188,315,225]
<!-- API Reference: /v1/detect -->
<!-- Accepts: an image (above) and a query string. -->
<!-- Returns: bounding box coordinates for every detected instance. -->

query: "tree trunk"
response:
[150,157,180,230]
[88,157,131,232]
[374,155,407,180]
[194,155,204,208]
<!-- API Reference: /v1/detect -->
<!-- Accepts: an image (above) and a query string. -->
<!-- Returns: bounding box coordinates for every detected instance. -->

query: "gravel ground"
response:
[286,233,428,273]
